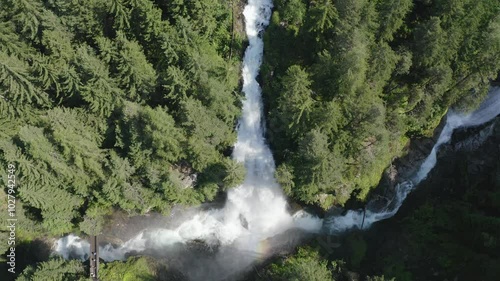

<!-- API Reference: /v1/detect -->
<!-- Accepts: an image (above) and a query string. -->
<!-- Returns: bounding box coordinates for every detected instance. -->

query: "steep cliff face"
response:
[379,108,499,189]
[428,115,499,187]
[380,117,447,189]
[361,116,500,281]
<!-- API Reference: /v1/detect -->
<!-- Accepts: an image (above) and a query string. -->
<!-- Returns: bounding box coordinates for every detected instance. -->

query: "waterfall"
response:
[54,0,321,264]
[324,87,500,233]
[414,89,500,183]
[54,0,500,270]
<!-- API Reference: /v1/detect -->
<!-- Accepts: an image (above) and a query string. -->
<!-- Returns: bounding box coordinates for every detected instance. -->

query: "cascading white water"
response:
[414,89,500,183]
[55,234,91,260]
[54,0,321,263]
[325,87,500,233]
[54,0,500,266]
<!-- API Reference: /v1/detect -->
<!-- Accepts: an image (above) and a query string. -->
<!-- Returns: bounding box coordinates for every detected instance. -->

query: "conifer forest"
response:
[1,0,499,280]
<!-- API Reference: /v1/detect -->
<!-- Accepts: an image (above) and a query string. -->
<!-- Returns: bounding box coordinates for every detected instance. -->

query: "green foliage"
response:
[274,65,314,137]
[116,102,185,164]
[0,0,498,279]
[221,158,246,189]
[275,164,295,196]
[0,0,241,238]
[13,125,84,235]
[180,97,236,171]
[360,131,500,281]
[260,245,399,281]
[111,33,157,101]
[0,50,50,115]
[73,45,123,116]
[307,0,337,36]
[279,0,307,33]
[262,247,334,281]
[346,234,367,270]
[295,129,342,204]
[16,258,87,281]
[99,256,156,281]
[262,0,500,209]
[78,213,105,236]
[377,0,413,42]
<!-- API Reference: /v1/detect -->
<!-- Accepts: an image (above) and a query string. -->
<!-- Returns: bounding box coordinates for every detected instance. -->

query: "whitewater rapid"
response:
[325,87,500,233]
[54,0,500,269]
[55,0,321,263]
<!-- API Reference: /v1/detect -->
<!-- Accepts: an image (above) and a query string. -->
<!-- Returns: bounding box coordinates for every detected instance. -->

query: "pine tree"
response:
[109,0,130,30]
[307,0,337,35]
[73,45,123,116]
[17,258,87,281]
[276,65,315,137]
[0,21,24,55]
[0,50,49,107]
[114,34,157,101]
[377,0,413,42]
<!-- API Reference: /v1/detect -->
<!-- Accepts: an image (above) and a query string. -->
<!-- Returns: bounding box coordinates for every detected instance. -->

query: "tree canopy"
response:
[263,0,500,206]
[0,0,242,245]
[0,0,499,279]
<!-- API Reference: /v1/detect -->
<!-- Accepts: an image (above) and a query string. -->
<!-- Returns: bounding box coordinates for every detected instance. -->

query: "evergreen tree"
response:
[16,258,87,281]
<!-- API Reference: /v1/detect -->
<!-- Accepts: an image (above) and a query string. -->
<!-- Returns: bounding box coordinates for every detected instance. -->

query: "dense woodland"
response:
[0,0,245,278]
[264,0,500,208]
[0,0,246,239]
[259,117,500,281]
[0,0,499,280]
[262,0,500,208]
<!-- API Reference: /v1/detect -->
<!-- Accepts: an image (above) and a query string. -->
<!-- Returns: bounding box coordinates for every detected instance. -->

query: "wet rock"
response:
[239,213,248,229]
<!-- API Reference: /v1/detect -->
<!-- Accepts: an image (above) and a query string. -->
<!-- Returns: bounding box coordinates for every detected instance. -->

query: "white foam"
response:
[54,0,321,262]
[325,87,500,233]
